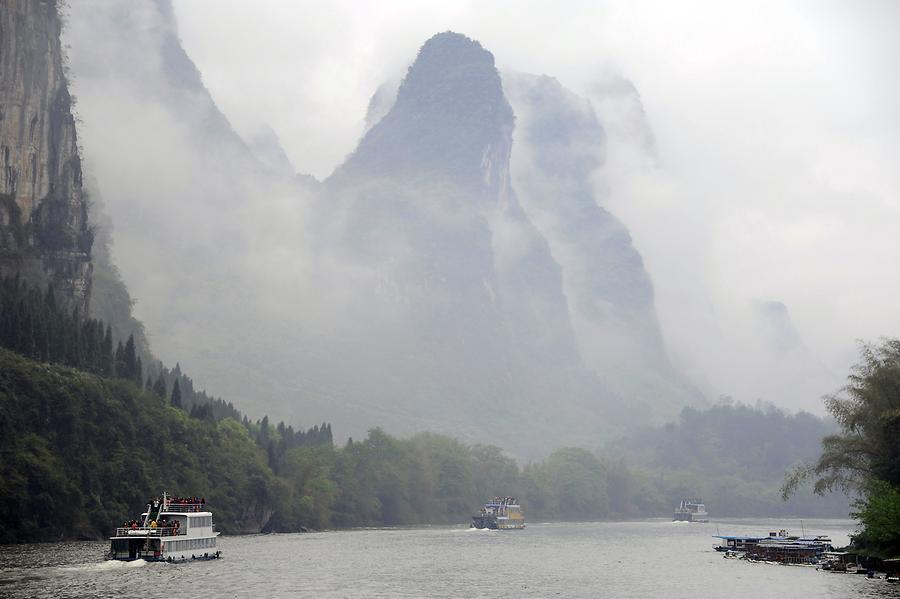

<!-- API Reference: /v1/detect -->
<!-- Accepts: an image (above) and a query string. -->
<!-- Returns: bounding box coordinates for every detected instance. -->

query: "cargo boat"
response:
[106,492,221,562]
[471,497,525,530]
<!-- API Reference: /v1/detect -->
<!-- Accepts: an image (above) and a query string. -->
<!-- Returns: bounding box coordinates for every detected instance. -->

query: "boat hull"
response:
[105,551,221,563]
[673,511,709,523]
[471,515,526,530]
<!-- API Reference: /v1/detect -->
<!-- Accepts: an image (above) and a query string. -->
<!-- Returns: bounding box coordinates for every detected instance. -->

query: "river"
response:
[0,518,896,598]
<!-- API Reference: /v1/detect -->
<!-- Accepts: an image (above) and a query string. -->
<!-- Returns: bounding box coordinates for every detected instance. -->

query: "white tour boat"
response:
[673,498,709,522]
[106,492,221,562]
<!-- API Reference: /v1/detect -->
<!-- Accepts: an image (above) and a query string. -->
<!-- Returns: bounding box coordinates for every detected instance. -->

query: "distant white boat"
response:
[673,498,709,522]
[471,497,525,530]
[106,492,221,562]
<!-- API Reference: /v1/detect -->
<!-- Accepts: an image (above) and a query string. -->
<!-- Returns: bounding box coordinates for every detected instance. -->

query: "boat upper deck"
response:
[112,493,215,540]
[114,525,181,537]
[162,501,207,513]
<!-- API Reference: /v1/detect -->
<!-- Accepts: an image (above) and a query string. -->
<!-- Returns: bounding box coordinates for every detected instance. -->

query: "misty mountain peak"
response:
[333,32,513,197]
[395,32,502,114]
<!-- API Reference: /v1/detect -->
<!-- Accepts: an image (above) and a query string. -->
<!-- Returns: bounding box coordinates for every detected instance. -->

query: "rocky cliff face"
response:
[0,0,92,310]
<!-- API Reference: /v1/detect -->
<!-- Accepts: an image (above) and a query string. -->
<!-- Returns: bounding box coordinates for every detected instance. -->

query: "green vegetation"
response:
[275,434,612,530]
[1,274,242,423]
[1,274,117,377]
[784,339,900,557]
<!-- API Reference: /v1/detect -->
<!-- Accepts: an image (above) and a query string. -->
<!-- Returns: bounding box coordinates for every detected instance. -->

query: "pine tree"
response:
[171,379,182,409]
[101,325,114,376]
[152,373,167,398]
[134,356,143,387]
[114,341,125,378]
[123,335,137,381]
[259,415,270,447]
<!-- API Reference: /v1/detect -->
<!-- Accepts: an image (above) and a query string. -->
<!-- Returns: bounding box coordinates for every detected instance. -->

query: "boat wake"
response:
[464,527,498,533]
[0,558,154,588]
[58,559,152,573]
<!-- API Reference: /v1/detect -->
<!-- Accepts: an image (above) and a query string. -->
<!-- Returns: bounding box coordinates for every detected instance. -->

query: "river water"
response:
[0,519,897,598]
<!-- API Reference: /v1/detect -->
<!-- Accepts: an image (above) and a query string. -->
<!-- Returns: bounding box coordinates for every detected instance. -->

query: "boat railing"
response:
[163,502,206,513]
[115,526,181,537]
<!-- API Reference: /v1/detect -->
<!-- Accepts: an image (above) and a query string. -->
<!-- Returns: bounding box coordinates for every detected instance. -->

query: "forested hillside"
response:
[612,401,850,517]
[0,344,336,543]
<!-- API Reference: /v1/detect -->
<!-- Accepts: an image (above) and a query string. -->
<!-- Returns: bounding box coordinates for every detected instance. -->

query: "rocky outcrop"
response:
[0,0,92,311]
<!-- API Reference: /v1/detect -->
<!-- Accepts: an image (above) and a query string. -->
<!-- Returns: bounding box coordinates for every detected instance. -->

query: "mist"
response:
[60,0,900,451]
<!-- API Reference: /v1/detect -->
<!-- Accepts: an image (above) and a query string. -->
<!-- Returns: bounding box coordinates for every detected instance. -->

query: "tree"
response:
[783,339,900,499]
[171,379,182,409]
[152,372,167,398]
[114,341,125,378]
[783,339,900,555]
[852,480,900,556]
[101,325,113,376]
[258,416,270,448]
[134,356,143,387]
[123,335,137,382]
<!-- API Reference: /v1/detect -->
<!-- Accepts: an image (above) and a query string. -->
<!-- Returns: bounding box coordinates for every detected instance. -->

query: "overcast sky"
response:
[167,1,900,410]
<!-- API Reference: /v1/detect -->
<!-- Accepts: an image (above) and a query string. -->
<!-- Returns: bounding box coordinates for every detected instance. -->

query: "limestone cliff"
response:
[0,0,92,311]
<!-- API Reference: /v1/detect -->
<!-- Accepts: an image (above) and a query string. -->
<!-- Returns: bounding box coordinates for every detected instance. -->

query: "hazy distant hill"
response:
[505,73,700,415]
[610,400,850,517]
[64,0,314,395]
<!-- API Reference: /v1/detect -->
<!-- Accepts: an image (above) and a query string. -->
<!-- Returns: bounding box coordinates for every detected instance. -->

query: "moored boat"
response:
[106,492,221,562]
[713,530,833,565]
[471,497,525,530]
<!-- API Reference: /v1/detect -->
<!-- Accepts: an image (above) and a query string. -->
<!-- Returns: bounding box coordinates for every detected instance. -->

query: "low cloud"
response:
[64,0,900,420]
